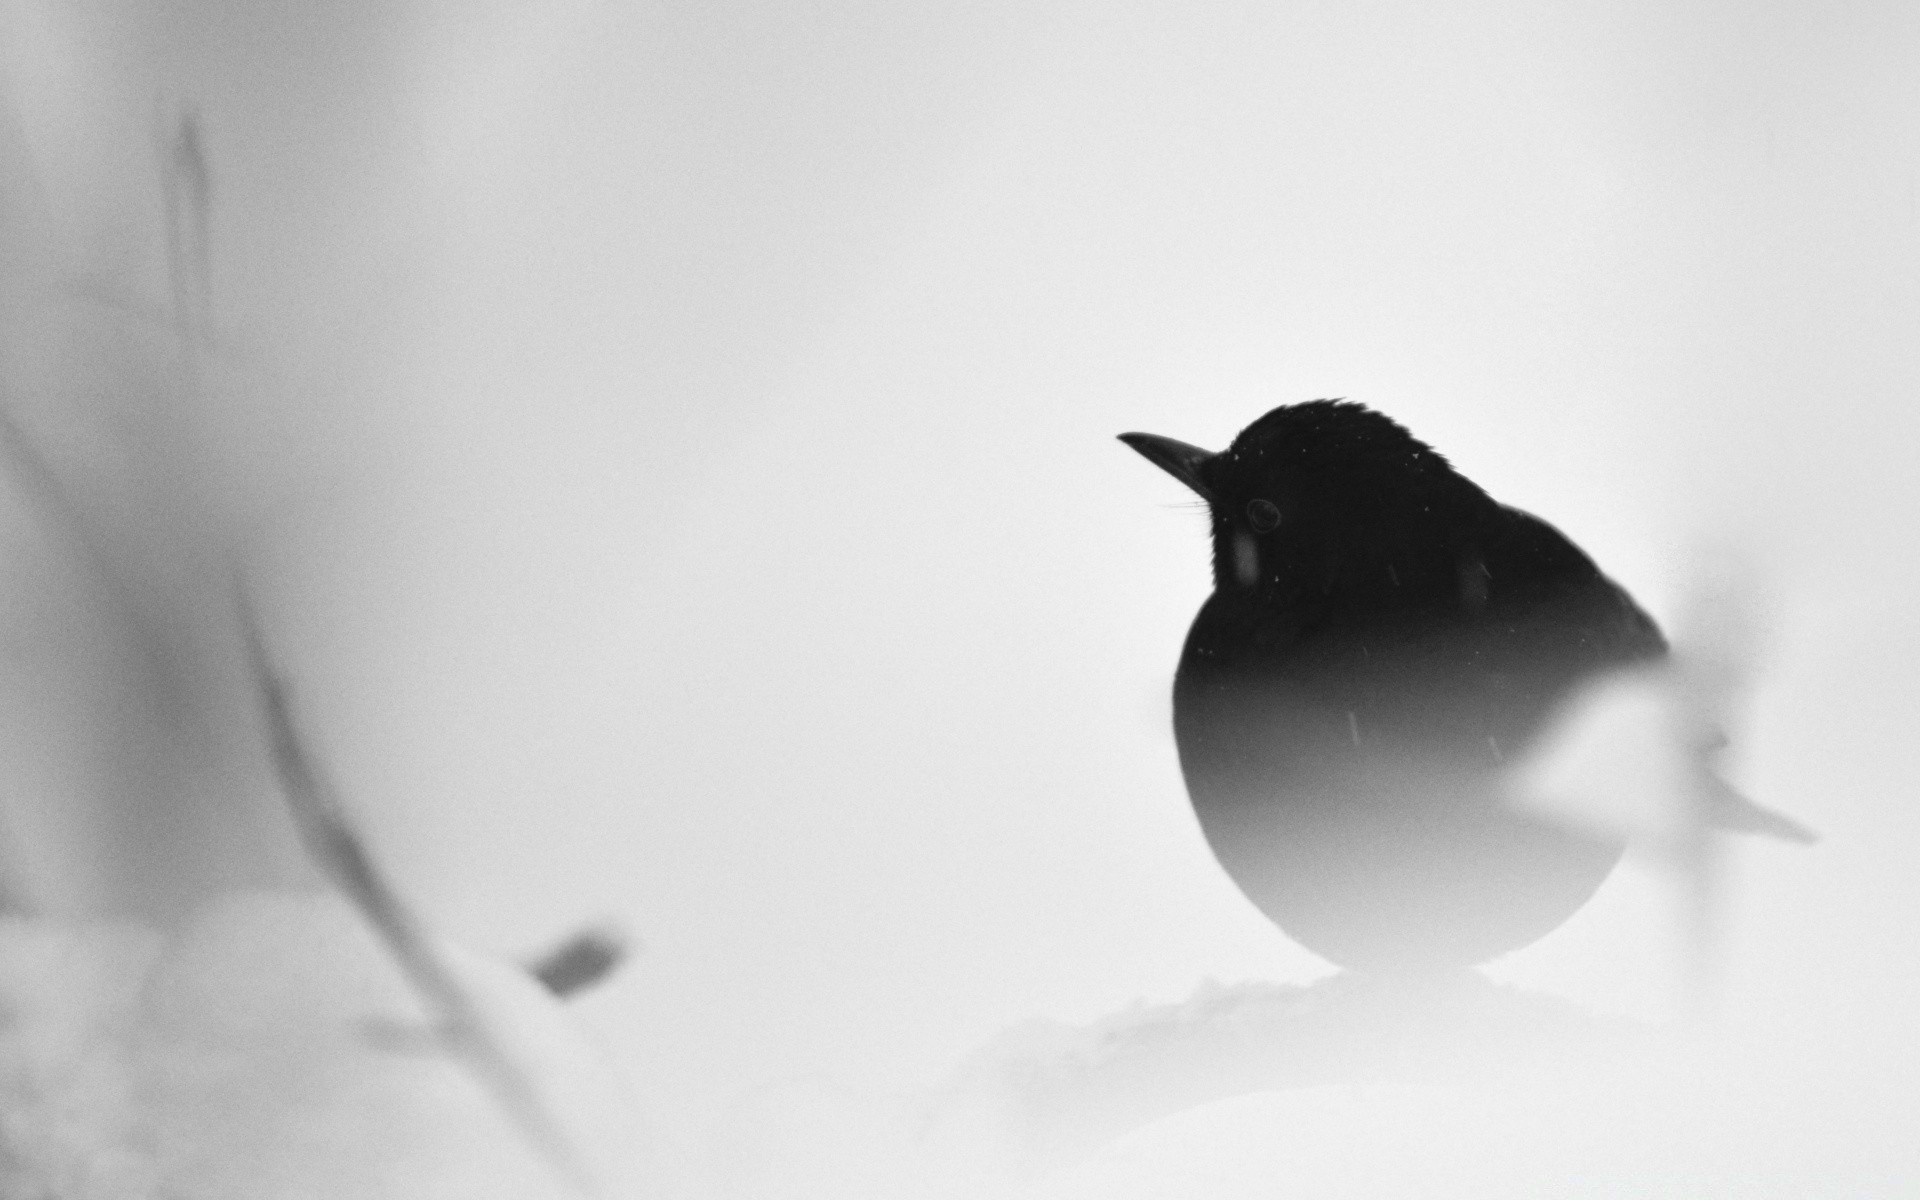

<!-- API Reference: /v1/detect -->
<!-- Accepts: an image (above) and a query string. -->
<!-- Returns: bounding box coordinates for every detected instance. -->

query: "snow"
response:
[0,892,654,1200]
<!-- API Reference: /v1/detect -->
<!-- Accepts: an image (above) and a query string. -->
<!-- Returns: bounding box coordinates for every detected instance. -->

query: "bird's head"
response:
[1120,400,1493,604]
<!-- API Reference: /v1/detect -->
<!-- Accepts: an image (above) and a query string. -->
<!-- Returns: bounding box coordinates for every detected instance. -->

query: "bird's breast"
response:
[1173,608,1517,805]
[1166,591,1627,968]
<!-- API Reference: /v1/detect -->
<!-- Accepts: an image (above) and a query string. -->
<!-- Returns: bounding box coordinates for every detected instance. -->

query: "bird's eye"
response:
[1246,499,1282,533]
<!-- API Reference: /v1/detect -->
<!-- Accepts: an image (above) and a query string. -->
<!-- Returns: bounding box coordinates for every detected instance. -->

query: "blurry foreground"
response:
[6,905,1909,1198]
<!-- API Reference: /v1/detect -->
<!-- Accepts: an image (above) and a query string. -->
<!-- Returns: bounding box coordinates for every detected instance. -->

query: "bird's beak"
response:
[1118,432,1215,502]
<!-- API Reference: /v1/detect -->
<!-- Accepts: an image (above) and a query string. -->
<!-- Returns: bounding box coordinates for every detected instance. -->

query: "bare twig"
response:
[237,593,598,1194]
[527,923,631,998]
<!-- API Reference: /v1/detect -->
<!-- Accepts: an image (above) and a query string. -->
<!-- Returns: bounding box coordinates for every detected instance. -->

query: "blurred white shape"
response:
[1511,545,1813,852]
[0,914,164,1198]
[1510,665,1695,847]
[1509,548,1815,1020]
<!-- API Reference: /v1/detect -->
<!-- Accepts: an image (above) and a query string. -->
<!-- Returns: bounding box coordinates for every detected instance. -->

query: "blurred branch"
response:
[0,826,27,915]
[0,309,202,919]
[238,595,600,1195]
[160,105,213,372]
[527,923,631,998]
[0,101,291,918]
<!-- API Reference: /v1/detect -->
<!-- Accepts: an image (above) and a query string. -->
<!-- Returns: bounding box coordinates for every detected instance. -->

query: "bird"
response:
[1121,400,1808,972]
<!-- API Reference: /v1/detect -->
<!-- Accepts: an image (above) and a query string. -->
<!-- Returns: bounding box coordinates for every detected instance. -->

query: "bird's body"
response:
[1124,402,1668,970]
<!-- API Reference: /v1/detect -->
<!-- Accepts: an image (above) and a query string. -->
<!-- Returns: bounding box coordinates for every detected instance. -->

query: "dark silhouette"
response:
[1122,401,1805,970]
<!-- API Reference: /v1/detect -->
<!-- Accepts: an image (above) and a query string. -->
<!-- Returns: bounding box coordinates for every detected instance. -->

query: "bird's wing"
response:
[1483,504,1667,671]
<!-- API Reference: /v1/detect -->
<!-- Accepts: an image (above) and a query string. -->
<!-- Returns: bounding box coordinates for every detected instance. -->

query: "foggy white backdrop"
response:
[3,0,1917,1194]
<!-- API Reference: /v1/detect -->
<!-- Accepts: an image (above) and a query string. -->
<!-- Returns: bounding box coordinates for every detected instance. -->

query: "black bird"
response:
[1122,400,1804,971]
